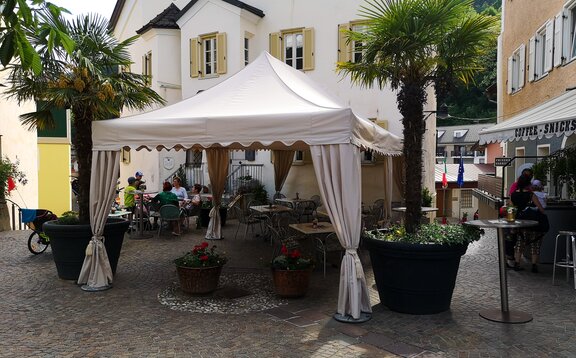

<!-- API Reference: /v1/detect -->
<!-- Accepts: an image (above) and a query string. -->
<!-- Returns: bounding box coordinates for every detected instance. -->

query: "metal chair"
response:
[315,232,343,277]
[157,205,181,237]
[552,231,576,289]
[233,205,262,239]
[294,200,317,223]
[310,195,322,208]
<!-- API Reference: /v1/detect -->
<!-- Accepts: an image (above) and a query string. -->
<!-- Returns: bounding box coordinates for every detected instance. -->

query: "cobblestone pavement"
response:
[1,223,575,357]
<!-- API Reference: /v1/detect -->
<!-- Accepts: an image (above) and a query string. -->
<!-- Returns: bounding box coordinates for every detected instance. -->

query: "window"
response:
[190,33,227,78]
[142,51,152,86]
[186,149,203,168]
[338,21,369,63]
[121,148,130,164]
[244,37,249,66]
[203,36,217,76]
[244,150,255,161]
[361,150,375,164]
[528,21,553,81]
[507,45,525,94]
[269,28,314,71]
[460,190,473,208]
[453,130,468,138]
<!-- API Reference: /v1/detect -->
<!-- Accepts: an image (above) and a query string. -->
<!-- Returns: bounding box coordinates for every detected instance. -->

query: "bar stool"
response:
[552,231,576,289]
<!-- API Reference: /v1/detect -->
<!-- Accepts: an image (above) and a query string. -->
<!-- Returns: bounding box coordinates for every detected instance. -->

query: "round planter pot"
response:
[43,218,129,281]
[364,236,468,314]
[176,265,223,294]
[271,268,312,298]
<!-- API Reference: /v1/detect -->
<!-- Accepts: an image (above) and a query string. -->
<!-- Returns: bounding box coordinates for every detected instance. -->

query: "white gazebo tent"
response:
[84,52,402,321]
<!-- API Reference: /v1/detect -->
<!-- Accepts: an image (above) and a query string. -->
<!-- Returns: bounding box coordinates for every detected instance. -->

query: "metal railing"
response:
[164,163,206,189]
[226,164,264,195]
[5,198,24,230]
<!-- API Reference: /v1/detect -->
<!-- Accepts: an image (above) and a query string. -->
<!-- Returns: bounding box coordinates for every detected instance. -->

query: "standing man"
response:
[134,171,145,190]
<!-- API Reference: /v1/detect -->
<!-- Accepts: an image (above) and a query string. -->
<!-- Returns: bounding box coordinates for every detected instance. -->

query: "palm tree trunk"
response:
[398,84,427,234]
[71,108,93,224]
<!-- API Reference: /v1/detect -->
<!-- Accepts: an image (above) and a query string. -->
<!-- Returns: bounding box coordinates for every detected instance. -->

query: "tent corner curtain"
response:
[78,150,121,288]
[205,148,230,240]
[310,144,372,319]
[273,150,295,193]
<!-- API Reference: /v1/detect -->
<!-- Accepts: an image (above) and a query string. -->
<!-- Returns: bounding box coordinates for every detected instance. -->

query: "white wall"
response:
[0,75,39,221]
[113,0,437,199]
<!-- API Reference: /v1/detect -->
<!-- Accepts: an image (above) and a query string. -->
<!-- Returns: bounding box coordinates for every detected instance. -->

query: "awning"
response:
[479,89,576,144]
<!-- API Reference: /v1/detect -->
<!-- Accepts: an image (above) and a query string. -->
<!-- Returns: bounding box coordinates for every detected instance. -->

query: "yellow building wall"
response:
[501,0,576,119]
[38,143,71,216]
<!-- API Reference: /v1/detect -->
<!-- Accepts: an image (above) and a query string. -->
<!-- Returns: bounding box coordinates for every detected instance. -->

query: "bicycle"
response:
[20,209,58,254]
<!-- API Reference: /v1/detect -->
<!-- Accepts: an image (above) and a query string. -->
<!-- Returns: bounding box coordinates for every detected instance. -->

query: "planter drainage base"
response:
[81,284,112,292]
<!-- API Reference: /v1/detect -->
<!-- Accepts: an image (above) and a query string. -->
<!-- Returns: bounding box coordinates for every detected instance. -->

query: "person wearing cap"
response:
[531,179,547,209]
[124,177,138,211]
[134,171,145,190]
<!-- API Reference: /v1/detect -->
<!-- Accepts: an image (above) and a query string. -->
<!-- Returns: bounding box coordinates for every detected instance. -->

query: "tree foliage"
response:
[5,13,165,222]
[337,0,498,233]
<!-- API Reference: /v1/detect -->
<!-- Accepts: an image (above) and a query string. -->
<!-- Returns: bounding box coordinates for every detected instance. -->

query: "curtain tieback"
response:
[86,235,104,256]
[345,248,364,280]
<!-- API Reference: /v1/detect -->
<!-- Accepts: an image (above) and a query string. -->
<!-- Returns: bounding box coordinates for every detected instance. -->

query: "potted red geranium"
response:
[174,242,228,294]
[271,245,313,298]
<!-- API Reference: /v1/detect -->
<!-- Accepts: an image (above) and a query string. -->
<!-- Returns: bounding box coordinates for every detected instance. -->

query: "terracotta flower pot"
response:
[176,265,223,294]
[271,268,312,298]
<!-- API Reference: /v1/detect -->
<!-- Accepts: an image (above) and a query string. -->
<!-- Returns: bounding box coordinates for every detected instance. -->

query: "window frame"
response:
[143,51,152,86]
[202,35,217,77]
[350,22,368,63]
[283,30,304,70]
[507,44,525,94]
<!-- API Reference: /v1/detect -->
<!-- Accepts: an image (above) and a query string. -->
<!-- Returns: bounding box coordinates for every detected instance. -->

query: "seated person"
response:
[189,183,202,207]
[124,177,137,212]
[151,182,181,235]
[171,176,188,202]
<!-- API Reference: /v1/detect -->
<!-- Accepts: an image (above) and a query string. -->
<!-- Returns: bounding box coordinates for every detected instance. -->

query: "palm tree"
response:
[5,14,165,223]
[338,0,496,233]
[0,0,73,74]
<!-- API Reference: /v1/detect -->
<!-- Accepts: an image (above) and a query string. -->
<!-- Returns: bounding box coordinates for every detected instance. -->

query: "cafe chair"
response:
[294,200,317,223]
[233,205,262,240]
[157,205,181,237]
[552,230,576,289]
[315,233,343,277]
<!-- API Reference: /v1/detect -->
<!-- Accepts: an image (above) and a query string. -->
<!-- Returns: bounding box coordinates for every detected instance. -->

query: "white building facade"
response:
[110,0,437,202]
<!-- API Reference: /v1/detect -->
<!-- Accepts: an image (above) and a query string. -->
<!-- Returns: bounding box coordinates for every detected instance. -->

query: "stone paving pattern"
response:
[1,223,575,357]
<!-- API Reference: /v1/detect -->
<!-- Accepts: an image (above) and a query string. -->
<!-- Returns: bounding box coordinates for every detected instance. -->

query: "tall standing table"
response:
[464,219,537,323]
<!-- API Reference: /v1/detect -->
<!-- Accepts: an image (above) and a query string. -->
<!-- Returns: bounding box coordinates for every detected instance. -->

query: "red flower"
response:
[200,255,209,261]
[201,242,209,249]
[280,245,288,255]
[290,249,301,259]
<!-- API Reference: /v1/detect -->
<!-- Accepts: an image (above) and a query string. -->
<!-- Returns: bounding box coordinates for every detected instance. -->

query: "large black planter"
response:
[364,236,468,314]
[43,218,129,281]
[199,207,227,228]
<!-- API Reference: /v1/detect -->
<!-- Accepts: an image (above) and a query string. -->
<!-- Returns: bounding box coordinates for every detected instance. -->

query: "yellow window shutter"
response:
[375,120,388,130]
[269,32,282,60]
[217,32,227,74]
[303,27,314,71]
[141,55,145,75]
[190,37,199,78]
[337,24,350,63]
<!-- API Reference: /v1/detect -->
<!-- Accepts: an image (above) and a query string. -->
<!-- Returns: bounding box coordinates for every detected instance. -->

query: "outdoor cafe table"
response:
[275,198,309,208]
[249,205,293,215]
[289,222,335,235]
[392,206,439,224]
[464,219,538,324]
[131,190,157,240]
[108,209,133,238]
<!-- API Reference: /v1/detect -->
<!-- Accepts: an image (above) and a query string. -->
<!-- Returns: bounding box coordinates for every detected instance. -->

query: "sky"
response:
[50,0,118,20]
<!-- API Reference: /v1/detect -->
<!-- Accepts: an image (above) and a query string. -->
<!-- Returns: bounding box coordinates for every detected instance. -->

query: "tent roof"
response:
[92,52,402,155]
[479,89,576,144]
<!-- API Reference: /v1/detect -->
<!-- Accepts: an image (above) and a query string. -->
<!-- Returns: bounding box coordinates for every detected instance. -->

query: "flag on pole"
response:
[457,154,464,188]
[442,157,448,189]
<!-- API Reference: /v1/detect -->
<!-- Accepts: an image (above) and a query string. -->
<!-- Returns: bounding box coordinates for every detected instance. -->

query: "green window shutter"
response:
[337,24,350,63]
[190,37,199,78]
[269,32,282,60]
[36,102,68,138]
[217,32,227,74]
[303,27,314,71]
